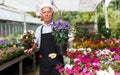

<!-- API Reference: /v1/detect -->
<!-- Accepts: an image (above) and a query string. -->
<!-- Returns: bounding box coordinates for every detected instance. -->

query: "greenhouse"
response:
[0,0,120,75]
[0,5,40,37]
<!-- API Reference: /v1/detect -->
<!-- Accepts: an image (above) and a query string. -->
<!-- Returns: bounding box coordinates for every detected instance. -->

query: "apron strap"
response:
[39,25,44,50]
[41,25,44,35]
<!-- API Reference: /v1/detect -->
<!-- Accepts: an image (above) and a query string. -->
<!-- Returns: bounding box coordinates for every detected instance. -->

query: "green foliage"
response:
[0,44,8,49]
[7,35,17,42]
[99,28,111,39]
[53,29,69,45]
[75,28,89,38]
[54,11,95,27]
[111,21,120,38]
[98,13,105,31]
[97,0,120,39]
[27,12,37,17]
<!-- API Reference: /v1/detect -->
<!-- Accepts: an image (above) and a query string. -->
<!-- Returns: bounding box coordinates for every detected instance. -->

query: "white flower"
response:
[78,48,84,51]
[102,49,111,55]
[87,48,92,52]
[69,48,77,52]
[96,70,109,75]
[28,30,34,34]
[26,36,28,39]
[64,64,73,69]
[63,56,70,64]
[96,66,115,75]
[108,66,114,75]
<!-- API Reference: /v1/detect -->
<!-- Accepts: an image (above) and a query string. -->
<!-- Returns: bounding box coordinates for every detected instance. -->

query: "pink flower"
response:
[100,54,106,58]
[82,67,87,73]
[73,73,80,75]
[56,63,63,69]
[84,72,94,75]
[58,68,64,73]
[73,66,80,73]
[115,73,120,75]
[74,59,80,65]
[80,72,84,75]
[66,68,73,74]
[92,62,100,66]
[85,63,91,68]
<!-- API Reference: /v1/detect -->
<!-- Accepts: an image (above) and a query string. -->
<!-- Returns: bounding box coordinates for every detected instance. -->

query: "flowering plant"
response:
[0,47,24,65]
[58,28,120,74]
[51,19,70,46]
[19,30,36,50]
[57,47,120,75]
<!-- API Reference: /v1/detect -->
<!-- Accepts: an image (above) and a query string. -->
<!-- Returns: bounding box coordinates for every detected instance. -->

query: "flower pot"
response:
[23,43,32,50]
[57,45,67,55]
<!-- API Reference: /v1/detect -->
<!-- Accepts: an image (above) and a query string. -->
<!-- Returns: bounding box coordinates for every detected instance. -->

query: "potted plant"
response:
[51,19,70,55]
[19,30,36,50]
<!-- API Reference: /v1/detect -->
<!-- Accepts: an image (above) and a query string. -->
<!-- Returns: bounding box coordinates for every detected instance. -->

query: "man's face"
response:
[41,7,54,23]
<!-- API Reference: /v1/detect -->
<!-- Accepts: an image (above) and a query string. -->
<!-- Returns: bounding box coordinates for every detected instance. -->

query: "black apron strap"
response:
[41,25,44,35]
[38,25,44,51]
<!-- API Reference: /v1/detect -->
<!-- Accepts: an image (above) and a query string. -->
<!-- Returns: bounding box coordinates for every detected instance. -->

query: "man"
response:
[24,2,63,75]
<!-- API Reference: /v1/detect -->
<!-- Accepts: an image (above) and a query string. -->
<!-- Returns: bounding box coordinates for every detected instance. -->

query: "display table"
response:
[0,50,38,75]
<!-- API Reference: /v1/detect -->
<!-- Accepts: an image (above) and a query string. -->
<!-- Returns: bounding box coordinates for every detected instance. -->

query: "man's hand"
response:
[48,53,57,59]
[24,48,33,54]
[24,43,37,54]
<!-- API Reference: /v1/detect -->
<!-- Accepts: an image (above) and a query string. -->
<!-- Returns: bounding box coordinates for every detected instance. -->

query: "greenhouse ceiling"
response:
[1,0,111,12]
[0,5,41,23]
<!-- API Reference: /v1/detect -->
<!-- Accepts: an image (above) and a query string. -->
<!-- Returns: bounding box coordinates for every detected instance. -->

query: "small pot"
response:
[57,45,67,55]
[23,43,32,50]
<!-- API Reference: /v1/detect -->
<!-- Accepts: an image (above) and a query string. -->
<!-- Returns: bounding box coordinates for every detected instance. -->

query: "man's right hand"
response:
[24,43,37,54]
[24,48,33,54]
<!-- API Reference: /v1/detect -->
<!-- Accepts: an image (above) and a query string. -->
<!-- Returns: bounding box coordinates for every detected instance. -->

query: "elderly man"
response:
[24,2,64,75]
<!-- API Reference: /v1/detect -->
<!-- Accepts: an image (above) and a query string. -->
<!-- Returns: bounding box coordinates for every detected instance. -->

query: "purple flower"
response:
[105,60,110,64]
[52,19,70,30]
[100,54,106,58]
[0,40,5,45]
[113,54,119,60]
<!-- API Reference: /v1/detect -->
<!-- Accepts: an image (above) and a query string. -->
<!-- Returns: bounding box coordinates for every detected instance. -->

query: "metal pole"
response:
[24,14,27,33]
[19,60,23,75]
[103,0,109,28]
[94,9,98,31]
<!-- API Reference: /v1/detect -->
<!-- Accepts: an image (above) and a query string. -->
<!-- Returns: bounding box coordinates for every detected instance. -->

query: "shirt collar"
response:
[42,21,53,26]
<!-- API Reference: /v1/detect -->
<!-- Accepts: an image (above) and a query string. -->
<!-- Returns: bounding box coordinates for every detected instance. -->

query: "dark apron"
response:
[39,26,63,75]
